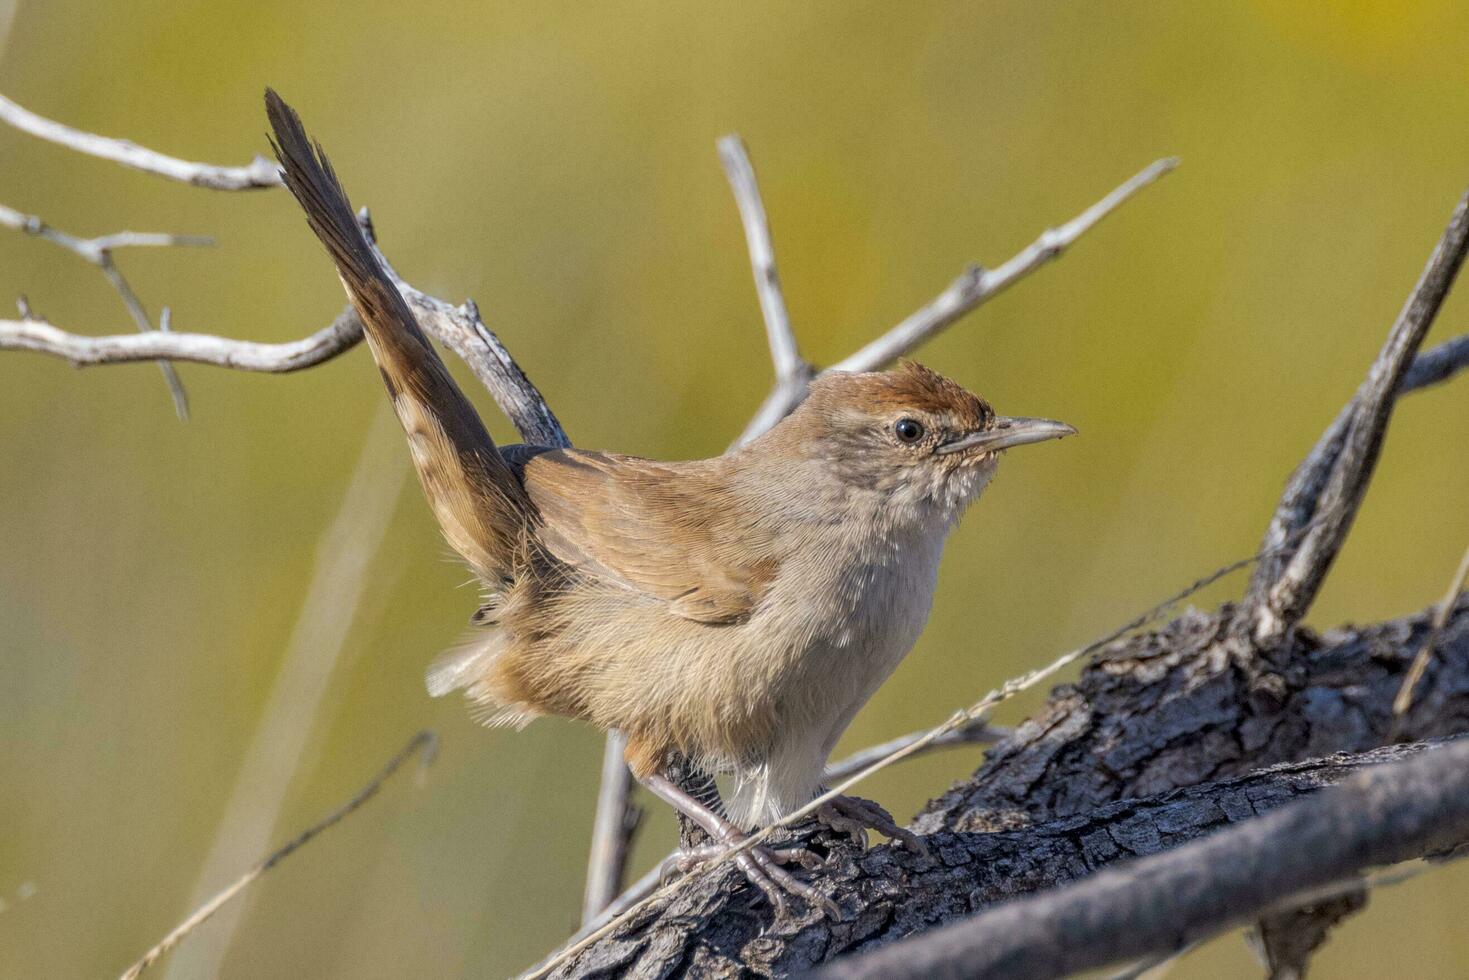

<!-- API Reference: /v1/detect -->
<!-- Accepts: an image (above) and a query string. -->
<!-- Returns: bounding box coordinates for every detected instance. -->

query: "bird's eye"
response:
[894,418,925,444]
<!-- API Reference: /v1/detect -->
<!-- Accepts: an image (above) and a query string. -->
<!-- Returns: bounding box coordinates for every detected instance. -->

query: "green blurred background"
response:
[2,1,1468,976]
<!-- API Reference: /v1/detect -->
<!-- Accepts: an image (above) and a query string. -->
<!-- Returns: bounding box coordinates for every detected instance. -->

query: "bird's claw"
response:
[671,839,840,920]
[817,795,931,858]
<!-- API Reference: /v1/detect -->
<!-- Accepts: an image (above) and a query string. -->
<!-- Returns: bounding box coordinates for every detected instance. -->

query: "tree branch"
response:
[817,737,1469,980]
[0,93,282,190]
[0,202,211,416]
[718,135,805,387]
[1246,187,1469,643]
[0,309,363,371]
[831,156,1179,374]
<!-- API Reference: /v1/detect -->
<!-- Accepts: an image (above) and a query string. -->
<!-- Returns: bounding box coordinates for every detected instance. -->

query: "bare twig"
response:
[719,135,804,385]
[821,717,1008,784]
[812,736,1469,980]
[1393,544,1469,720]
[1247,188,1469,643]
[0,93,282,190]
[0,310,363,371]
[0,202,210,416]
[118,730,436,980]
[734,156,1178,444]
[1246,330,1469,635]
[836,157,1180,375]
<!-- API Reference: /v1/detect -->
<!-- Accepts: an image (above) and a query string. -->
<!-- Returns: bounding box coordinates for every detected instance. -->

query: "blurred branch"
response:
[0,93,282,190]
[815,737,1469,980]
[0,202,210,416]
[1246,188,1469,644]
[119,730,437,980]
[581,733,640,925]
[1401,330,1469,391]
[734,156,1179,444]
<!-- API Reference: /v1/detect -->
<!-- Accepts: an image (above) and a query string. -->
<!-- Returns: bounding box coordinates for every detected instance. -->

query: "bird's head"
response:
[779,360,1075,522]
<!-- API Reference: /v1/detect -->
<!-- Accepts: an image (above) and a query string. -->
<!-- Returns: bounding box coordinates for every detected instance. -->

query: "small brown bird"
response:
[266,90,1075,913]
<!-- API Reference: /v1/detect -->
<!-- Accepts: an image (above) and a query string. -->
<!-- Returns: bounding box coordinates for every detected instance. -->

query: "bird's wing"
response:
[508,447,779,624]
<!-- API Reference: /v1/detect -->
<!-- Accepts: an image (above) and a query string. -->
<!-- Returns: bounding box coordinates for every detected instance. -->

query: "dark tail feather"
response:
[265,88,533,580]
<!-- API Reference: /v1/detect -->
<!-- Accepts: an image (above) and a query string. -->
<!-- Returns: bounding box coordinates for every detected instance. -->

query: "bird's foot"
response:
[667,838,838,920]
[816,794,930,857]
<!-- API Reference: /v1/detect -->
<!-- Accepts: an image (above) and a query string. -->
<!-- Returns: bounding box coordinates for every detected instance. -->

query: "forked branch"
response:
[1246,188,1469,643]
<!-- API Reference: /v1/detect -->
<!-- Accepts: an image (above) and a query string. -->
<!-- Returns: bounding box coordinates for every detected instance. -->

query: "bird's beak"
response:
[935,416,1077,455]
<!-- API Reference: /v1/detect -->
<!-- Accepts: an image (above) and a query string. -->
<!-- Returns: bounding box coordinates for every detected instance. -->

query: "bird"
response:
[264,88,1075,915]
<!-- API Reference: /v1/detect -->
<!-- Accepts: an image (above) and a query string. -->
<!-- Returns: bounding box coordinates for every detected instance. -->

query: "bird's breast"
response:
[752,519,948,732]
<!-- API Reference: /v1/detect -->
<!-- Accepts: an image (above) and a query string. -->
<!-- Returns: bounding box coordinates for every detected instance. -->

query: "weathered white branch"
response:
[0,93,282,190]
[718,135,804,385]
[832,156,1178,374]
[0,311,362,370]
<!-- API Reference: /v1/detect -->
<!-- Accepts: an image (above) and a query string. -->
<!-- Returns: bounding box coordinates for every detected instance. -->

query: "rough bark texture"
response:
[549,596,1469,979]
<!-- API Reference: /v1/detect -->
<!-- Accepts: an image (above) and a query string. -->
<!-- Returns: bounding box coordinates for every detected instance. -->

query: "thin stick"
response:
[821,718,1008,784]
[718,135,804,385]
[1393,541,1469,719]
[0,202,210,417]
[831,157,1179,375]
[0,93,282,190]
[118,731,436,980]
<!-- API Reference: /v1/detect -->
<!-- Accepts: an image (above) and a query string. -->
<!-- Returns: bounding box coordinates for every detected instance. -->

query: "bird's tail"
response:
[265,88,534,581]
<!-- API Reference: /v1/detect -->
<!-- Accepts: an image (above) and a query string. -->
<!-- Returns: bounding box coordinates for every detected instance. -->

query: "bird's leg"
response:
[641,774,837,919]
[815,791,930,857]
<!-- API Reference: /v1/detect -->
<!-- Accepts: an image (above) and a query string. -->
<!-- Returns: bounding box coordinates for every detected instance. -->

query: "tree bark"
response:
[548,597,1469,978]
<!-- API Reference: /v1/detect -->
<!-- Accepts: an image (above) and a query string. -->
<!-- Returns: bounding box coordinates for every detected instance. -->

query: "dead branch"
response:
[543,595,1469,978]
[0,93,281,190]
[816,737,1469,980]
[1245,189,1469,644]
[0,309,362,371]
